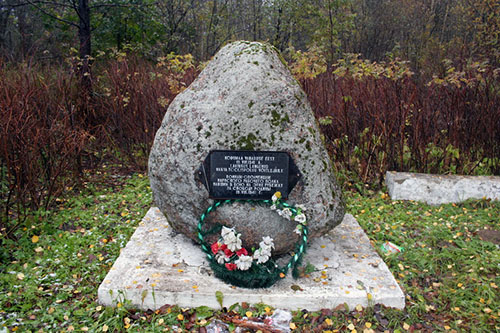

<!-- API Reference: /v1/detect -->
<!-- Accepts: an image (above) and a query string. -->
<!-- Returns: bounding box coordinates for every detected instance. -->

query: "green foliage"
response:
[346,190,500,332]
[215,291,224,308]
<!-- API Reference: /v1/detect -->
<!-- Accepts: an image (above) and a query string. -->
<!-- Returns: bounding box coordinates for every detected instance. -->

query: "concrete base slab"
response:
[98,208,405,310]
[386,171,500,205]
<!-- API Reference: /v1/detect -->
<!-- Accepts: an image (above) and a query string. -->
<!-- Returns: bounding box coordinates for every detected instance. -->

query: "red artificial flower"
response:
[236,248,248,257]
[220,244,228,251]
[225,263,237,271]
[211,242,220,255]
[224,248,233,257]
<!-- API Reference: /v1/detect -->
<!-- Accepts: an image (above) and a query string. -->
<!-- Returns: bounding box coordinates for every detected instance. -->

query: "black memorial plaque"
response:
[198,150,301,200]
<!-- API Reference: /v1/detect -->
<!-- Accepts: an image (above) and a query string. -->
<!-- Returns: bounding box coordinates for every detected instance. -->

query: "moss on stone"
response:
[236,133,258,150]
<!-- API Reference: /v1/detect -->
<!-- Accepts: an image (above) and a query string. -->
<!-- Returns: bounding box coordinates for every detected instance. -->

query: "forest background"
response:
[1,0,499,232]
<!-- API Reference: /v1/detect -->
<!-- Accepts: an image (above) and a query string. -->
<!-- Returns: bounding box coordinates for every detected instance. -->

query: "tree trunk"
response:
[78,0,92,94]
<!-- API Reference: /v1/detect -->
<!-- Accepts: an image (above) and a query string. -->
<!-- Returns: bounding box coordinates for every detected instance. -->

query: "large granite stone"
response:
[149,41,344,254]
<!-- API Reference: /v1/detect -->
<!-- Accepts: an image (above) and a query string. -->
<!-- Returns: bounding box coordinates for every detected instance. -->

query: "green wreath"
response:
[197,192,308,288]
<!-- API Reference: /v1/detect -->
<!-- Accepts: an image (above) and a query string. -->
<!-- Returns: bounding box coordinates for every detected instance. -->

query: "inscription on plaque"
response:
[198,150,301,200]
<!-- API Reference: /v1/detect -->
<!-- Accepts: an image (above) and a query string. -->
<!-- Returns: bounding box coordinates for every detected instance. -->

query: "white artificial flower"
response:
[221,226,234,238]
[225,233,242,252]
[278,208,292,220]
[271,194,278,202]
[261,236,274,247]
[215,252,228,264]
[253,248,270,264]
[294,213,307,224]
[259,236,274,254]
[235,255,253,270]
[270,204,277,210]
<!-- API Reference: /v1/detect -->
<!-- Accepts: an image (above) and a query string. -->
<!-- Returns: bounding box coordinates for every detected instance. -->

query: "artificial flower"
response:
[223,247,234,257]
[221,226,235,239]
[225,232,242,252]
[236,248,248,257]
[225,263,237,271]
[253,248,270,264]
[295,213,307,224]
[260,236,274,249]
[211,242,220,255]
[278,208,292,220]
[235,255,253,270]
[216,252,228,264]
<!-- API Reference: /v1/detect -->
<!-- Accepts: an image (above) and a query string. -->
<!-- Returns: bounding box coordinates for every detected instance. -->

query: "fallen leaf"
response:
[32,235,39,243]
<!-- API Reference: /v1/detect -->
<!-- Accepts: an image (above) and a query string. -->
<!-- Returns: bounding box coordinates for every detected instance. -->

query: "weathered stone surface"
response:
[98,207,405,310]
[149,41,344,254]
[386,171,500,205]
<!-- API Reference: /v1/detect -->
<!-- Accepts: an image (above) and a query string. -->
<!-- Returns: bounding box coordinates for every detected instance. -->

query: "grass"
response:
[0,168,499,332]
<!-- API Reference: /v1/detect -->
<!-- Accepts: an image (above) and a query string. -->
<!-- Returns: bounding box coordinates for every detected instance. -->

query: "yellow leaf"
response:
[403,322,410,330]
[280,272,285,278]
[102,324,109,332]
[483,308,492,313]
[34,247,43,253]
[158,318,164,325]
[325,318,333,326]
[265,306,271,314]
[355,304,363,311]
[365,322,372,328]
[16,273,25,280]
[444,325,451,330]
[81,327,89,331]
[367,293,373,301]
[347,323,355,330]
[177,314,184,320]
[246,311,253,318]
[67,325,74,332]
[32,235,39,243]
[124,318,131,325]
[48,307,55,314]
[290,323,296,330]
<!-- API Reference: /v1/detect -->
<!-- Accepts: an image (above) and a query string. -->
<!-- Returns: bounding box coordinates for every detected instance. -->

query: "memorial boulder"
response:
[149,41,344,254]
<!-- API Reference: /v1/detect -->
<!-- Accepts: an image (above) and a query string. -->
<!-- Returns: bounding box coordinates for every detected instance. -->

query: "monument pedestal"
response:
[98,208,405,310]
